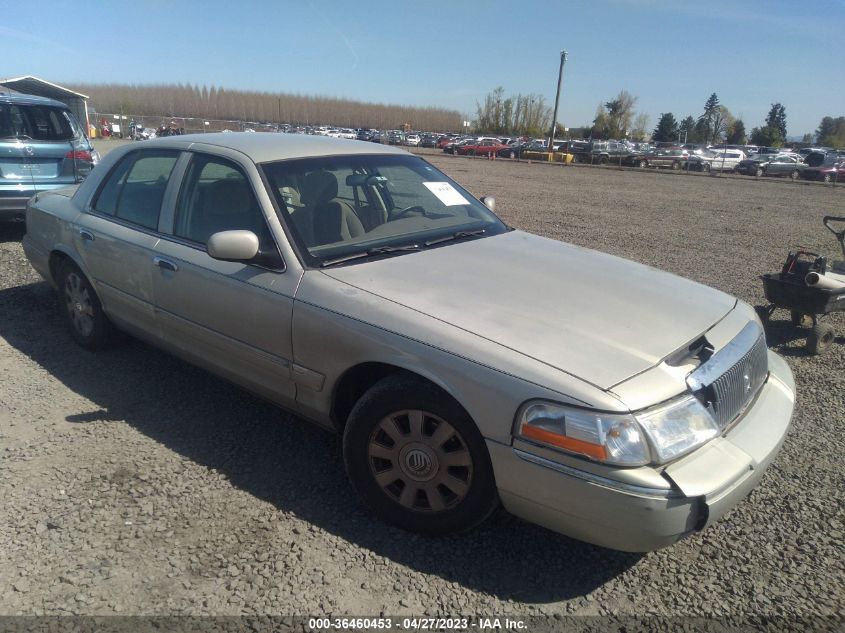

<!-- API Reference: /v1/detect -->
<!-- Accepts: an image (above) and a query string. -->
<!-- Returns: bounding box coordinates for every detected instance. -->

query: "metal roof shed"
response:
[0,75,90,132]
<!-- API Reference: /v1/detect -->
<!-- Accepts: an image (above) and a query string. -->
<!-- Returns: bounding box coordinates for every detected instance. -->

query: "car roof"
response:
[131,132,410,163]
[0,91,69,109]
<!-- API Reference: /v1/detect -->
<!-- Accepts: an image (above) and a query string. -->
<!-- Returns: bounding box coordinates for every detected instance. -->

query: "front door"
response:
[152,151,298,405]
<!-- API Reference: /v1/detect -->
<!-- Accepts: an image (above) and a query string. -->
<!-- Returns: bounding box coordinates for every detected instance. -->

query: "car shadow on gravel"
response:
[0,219,26,243]
[0,281,642,603]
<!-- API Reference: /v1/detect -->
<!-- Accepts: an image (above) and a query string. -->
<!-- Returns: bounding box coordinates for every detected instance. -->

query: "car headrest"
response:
[204,178,252,217]
[301,170,339,206]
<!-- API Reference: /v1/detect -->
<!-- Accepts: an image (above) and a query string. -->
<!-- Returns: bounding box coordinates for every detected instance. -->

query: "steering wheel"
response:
[389,205,426,220]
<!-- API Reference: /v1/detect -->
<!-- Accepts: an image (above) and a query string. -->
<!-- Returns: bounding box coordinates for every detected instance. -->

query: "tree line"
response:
[476,87,843,148]
[474,87,553,137]
[68,82,464,131]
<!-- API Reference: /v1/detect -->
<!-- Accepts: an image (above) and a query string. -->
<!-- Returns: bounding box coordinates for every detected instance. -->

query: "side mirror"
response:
[207,230,259,262]
[480,196,496,212]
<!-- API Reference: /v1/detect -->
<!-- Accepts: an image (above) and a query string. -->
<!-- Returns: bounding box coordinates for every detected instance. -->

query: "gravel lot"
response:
[1,142,844,619]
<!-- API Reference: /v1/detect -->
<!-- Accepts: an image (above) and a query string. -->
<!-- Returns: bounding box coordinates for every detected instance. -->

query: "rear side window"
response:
[92,150,180,230]
[0,104,76,141]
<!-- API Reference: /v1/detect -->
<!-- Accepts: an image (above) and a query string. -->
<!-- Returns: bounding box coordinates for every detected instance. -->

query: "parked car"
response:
[420,134,439,148]
[442,138,474,154]
[404,133,421,147]
[456,139,508,156]
[634,148,689,170]
[686,149,746,172]
[736,154,806,178]
[22,133,795,552]
[0,92,97,220]
[802,157,843,183]
[356,129,374,142]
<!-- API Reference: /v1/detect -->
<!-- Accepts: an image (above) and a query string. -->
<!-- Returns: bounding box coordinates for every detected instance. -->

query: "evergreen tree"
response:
[765,103,787,140]
[651,113,679,142]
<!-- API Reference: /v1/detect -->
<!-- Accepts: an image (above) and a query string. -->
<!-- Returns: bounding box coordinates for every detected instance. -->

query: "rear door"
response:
[74,149,181,338]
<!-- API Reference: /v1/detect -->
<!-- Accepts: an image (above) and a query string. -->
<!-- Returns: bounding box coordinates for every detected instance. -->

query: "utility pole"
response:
[548,50,568,156]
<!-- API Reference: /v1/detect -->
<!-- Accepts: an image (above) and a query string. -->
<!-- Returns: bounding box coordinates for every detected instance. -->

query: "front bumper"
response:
[488,350,795,552]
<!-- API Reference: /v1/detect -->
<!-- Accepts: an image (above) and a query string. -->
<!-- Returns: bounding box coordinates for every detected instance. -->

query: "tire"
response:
[56,260,113,349]
[789,170,800,180]
[702,163,711,173]
[807,323,835,355]
[755,167,764,177]
[823,173,832,183]
[791,310,812,328]
[468,149,476,156]
[599,156,608,165]
[509,150,515,159]
[672,161,681,171]
[343,374,498,535]
[638,159,648,169]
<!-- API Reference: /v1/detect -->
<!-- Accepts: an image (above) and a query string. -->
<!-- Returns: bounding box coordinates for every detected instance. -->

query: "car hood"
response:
[321,230,736,390]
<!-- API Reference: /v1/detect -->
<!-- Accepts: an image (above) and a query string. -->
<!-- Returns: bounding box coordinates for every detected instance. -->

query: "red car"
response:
[456,139,508,156]
[803,159,843,183]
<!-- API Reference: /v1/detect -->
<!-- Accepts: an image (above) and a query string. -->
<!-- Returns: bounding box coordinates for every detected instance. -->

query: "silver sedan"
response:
[23,133,795,551]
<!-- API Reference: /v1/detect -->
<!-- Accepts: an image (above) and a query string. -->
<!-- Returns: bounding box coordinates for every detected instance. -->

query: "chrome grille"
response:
[687,322,769,430]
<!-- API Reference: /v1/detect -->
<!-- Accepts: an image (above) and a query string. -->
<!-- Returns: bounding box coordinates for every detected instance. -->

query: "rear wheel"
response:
[638,159,648,169]
[56,260,113,349]
[509,150,516,159]
[807,323,835,355]
[823,173,833,183]
[755,167,764,177]
[343,374,498,534]
[789,170,800,180]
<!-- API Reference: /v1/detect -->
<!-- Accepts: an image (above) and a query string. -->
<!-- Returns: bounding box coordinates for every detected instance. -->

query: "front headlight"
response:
[634,394,718,463]
[516,402,650,466]
[516,395,719,467]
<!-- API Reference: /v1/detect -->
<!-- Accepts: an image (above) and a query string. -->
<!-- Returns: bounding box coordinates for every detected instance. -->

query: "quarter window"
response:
[92,150,179,229]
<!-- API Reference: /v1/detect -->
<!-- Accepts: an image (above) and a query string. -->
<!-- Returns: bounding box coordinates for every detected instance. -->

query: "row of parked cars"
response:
[433,133,845,183]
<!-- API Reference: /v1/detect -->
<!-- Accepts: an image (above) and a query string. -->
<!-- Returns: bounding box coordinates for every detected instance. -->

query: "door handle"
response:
[153,256,178,272]
[78,229,95,242]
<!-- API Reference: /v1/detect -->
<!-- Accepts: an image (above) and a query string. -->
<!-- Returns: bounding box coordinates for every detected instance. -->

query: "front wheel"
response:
[823,173,833,183]
[57,260,113,349]
[789,170,800,180]
[672,161,681,171]
[702,163,711,173]
[509,150,515,159]
[343,374,498,534]
[638,159,648,169]
[755,167,764,177]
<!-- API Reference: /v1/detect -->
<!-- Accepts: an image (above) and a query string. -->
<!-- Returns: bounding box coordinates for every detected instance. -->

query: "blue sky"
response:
[2,0,843,136]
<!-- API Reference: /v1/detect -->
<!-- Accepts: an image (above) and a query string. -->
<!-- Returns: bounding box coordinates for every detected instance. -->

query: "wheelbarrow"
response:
[758,216,845,354]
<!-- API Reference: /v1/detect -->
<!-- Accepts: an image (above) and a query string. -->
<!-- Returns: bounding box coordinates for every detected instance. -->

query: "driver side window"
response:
[173,154,274,250]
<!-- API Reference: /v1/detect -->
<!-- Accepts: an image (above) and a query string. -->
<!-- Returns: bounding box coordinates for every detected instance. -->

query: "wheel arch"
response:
[48,246,87,286]
[330,361,470,432]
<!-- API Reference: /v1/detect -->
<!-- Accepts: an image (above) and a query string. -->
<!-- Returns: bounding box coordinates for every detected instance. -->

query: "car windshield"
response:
[0,103,78,141]
[262,154,507,266]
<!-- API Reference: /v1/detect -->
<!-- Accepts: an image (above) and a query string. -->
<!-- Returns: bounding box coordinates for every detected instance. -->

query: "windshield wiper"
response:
[424,229,486,247]
[320,244,422,267]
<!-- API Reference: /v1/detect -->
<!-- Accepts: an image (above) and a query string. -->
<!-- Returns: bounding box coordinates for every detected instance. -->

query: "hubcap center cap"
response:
[398,443,439,482]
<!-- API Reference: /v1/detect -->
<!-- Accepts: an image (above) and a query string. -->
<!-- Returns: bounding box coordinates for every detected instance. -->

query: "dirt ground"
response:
[1,143,844,619]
